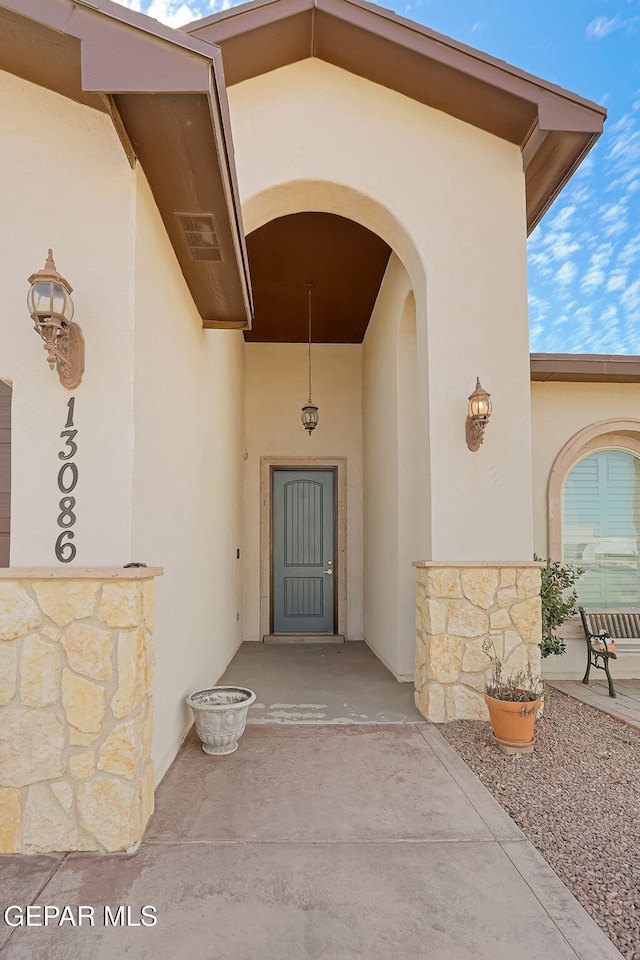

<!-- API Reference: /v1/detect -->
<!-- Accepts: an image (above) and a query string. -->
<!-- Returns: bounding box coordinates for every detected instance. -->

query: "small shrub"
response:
[535,555,585,658]
[482,638,543,702]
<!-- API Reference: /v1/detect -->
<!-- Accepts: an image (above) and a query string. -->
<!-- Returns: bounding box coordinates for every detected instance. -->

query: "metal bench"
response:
[579,607,640,698]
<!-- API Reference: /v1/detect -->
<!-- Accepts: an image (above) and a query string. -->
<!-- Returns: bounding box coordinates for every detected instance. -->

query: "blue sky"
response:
[117,0,640,354]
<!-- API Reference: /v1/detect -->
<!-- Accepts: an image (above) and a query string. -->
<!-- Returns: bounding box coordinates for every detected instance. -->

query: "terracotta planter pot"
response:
[484,692,541,749]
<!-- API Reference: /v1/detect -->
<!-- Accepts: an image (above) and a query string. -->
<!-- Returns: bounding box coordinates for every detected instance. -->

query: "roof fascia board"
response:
[187,0,607,123]
[206,50,254,325]
[193,0,311,40]
[537,90,604,134]
[530,353,640,383]
[0,0,252,326]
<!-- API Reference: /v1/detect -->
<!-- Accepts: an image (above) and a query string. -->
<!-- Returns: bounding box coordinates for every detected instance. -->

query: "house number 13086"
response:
[55,397,78,563]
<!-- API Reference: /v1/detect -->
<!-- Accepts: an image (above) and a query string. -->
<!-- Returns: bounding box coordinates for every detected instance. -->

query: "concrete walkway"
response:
[220,641,424,723]
[549,678,640,730]
[0,722,622,959]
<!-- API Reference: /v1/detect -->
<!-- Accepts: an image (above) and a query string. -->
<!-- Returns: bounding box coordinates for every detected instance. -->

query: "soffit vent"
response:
[176,213,223,262]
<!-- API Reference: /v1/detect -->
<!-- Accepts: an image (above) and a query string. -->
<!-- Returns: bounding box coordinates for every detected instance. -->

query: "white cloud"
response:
[617,234,640,266]
[606,270,628,292]
[115,0,233,27]
[581,245,614,292]
[621,279,640,314]
[600,199,629,237]
[585,14,640,39]
[555,262,577,286]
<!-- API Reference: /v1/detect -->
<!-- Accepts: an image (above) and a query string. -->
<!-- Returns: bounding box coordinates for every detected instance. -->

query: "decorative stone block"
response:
[426,568,461,599]
[33,581,99,627]
[62,669,105,735]
[500,569,517,587]
[0,788,22,853]
[69,751,96,780]
[111,627,147,720]
[445,684,488,721]
[51,782,73,812]
[0,570,159,853]
[0,642,17,704]
[78,778,141,853]
[423,599,447,635]
[142,703,154,762]
[461,568,499,610]
[99,583,141,629]
[23,784,80,853]
[428,635,462,683]
[511,597,542,644]
[414,683,446,723]
[517,568,542,599]
[62,623,112,681]
[98,717,142,779]
[462,637,493,673]
[489,608,511,630]
[414,564,542,723]
[497,586,518,606]
[142,581,156,632]
[0,708,65,787]
[0,583,41,640]
[20,635,61,707]
[447,601,488,638]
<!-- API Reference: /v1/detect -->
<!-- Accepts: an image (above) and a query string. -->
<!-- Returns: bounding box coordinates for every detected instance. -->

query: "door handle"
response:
[322,569,333,575]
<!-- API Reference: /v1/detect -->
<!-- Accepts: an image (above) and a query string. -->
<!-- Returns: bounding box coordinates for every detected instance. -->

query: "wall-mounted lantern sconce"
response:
[466,377,492,451]
[27,250,84,390]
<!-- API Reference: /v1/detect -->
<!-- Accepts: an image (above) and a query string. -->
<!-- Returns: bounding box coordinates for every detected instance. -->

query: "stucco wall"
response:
[228,57,533,565]
[0,69,136,566]
[243,342,363,641]
[363,256,417,679]
[131,171,245,779]
[532,381,640,679]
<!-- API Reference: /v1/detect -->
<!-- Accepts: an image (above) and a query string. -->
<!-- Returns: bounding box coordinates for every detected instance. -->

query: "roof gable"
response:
[186,0,606,234]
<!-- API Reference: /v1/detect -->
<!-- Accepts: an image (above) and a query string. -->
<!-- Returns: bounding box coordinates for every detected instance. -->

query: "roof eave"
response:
[186,0,606,235]
[0,0,253,328]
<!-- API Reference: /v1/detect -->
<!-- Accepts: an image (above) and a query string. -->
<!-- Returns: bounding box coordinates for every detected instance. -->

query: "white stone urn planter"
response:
[186,686,256,756]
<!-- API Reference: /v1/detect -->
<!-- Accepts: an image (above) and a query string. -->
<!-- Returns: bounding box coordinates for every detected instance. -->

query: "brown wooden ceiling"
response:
[244,212,391,342]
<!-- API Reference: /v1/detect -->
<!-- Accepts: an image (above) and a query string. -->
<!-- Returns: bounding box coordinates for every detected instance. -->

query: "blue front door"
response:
[272,469,335,633]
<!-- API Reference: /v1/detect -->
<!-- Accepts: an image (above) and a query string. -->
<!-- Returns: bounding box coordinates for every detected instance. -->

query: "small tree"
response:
[535,555,585,658]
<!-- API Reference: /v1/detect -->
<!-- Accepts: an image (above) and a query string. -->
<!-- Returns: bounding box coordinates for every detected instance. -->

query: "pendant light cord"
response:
[307,283,313,404]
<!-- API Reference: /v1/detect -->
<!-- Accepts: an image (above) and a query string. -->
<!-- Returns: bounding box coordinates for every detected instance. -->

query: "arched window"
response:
[563,448,640,606]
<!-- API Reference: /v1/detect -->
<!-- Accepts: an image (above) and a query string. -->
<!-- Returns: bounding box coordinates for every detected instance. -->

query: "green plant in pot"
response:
[482,639,543,754]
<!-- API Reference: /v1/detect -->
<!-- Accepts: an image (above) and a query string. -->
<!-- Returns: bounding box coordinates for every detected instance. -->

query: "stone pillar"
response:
[414,562,542,722]
[0,567,162,854]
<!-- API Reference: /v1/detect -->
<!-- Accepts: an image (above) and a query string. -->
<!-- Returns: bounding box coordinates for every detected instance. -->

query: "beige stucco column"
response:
[0,567,161,854]
[413,562,542,722]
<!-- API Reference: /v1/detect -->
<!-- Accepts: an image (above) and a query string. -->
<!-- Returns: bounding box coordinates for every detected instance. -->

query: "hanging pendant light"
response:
[301,283,319,436]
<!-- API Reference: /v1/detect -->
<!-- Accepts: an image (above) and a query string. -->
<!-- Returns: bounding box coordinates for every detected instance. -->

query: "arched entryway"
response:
[239,183,427,679]
[0,380,11,566]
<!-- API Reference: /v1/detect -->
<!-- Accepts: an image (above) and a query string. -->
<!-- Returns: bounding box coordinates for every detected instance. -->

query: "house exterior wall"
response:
[363,255,417,679]
[0,69,136,566]
[131,171,245,780]
[243,343,363,641]
[532,381,640,679]
[228,57,533,566]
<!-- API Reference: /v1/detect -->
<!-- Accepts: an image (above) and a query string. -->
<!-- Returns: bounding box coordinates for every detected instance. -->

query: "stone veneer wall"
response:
[0,569,161,854]
[414,563,542,723]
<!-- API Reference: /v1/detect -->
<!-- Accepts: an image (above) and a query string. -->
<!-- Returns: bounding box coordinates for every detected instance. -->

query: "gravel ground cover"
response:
[439,686,640,960]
